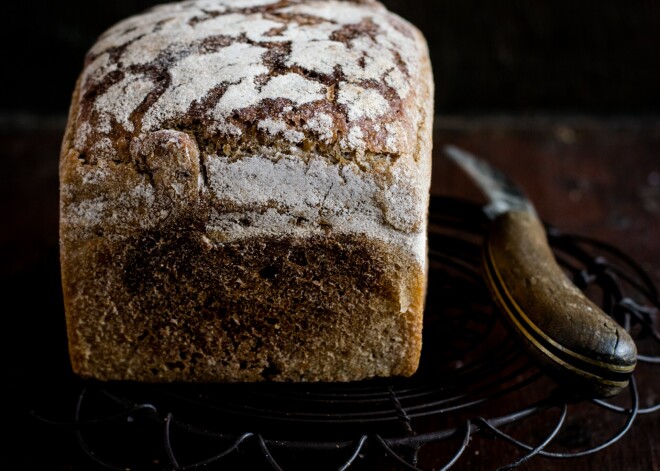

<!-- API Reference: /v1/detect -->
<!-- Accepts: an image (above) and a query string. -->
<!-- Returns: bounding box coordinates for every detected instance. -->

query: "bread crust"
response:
[60,0,433,382]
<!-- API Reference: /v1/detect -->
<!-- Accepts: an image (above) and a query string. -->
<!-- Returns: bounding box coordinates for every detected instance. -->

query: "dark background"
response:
[3,0,660,115]
[3,2,660,470]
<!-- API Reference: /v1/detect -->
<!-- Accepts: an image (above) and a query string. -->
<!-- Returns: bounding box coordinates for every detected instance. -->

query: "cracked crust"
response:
[73,0,426,162]
[60,0,433,382]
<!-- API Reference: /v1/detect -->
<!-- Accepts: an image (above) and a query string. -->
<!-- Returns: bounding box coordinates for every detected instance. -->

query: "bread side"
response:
[60,0,433,381]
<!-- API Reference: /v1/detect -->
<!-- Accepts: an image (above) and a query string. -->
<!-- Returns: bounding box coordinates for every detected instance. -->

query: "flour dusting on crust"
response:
[74,0,426,159]
[64,0,433,267]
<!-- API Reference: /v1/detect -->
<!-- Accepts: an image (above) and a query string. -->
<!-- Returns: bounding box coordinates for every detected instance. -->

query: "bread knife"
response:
[445,145,637,397]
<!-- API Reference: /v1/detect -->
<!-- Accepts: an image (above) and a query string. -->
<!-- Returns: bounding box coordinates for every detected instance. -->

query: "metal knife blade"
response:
[445,145,637,398]
[444,145,537,219]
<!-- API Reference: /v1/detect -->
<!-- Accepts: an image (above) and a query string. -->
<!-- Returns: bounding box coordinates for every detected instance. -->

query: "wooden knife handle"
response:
[482,211,637,397]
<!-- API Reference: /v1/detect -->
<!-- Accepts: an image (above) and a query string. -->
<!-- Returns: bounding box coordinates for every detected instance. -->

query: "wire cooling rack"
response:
[32,196,660,471]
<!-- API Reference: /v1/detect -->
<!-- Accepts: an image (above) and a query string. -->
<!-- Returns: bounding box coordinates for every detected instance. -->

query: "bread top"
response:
[72,0,429,164]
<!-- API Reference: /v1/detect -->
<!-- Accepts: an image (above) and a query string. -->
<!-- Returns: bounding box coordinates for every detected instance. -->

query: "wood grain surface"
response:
[3,116,659,470]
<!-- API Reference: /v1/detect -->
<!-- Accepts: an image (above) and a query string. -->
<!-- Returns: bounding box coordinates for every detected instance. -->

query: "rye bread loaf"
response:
[60,0,434,382]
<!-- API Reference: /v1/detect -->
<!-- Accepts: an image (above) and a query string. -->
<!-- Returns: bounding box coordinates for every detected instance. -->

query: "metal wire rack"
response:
[33,196,660,471]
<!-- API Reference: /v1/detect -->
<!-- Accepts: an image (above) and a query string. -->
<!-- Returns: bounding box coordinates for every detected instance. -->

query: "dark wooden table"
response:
[3,116,659,470]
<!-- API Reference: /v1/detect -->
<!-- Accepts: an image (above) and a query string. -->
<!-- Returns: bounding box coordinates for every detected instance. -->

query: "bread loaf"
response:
[60,0,433,382]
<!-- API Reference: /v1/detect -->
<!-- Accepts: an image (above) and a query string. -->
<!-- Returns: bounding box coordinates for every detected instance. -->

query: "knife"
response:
[444,145,637,398]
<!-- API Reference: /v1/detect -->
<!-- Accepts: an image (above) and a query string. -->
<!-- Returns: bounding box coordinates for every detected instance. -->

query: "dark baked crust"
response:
[65,225,424,381]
